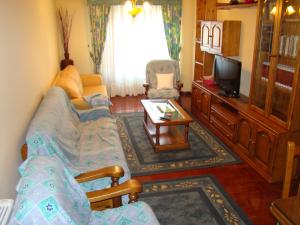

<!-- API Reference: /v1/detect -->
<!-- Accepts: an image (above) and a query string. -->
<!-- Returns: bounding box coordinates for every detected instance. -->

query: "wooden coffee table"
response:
[141,99,193,152]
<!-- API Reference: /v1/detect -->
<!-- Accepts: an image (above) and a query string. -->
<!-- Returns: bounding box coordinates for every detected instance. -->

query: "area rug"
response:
[140,175,252,225]
[116,112,241,176]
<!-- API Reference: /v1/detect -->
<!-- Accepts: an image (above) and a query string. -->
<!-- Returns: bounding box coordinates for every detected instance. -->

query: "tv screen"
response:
[214,55,242,98]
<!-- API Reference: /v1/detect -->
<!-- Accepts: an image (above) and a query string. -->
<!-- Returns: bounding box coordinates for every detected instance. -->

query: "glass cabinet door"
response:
[270,0,300,122]
[251,0,278,111]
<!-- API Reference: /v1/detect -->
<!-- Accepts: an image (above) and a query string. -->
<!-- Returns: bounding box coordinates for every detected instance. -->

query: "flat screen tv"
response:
[214,55,242,98]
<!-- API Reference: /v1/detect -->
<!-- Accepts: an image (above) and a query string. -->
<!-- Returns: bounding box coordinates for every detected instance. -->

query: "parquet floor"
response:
[111,95,281,225]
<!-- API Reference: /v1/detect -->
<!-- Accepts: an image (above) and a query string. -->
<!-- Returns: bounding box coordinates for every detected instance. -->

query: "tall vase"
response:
[60,52,74,70]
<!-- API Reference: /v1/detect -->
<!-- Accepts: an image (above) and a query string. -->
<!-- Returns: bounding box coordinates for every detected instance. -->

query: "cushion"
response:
[83,94,112,107]
[56,66,83,98]
[148,88,180,99]
[89,201,160,225]
[156,73,174,90]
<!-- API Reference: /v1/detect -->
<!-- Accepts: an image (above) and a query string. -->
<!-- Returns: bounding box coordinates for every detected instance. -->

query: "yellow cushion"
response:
[83,85,108,96]
[56,66,83,98]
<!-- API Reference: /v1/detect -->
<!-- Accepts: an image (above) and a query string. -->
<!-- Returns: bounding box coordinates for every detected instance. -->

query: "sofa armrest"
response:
[86,179,142,206]
[80,74,103,87]
[75,166,124,184]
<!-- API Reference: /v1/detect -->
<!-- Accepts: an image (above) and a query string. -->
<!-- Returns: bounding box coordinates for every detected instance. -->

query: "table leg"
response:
[144,110,147,123]
[184,125,189,143]
[156,125,160,145]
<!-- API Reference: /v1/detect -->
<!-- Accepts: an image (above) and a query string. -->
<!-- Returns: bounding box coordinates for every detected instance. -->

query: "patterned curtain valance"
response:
[87,0,181,6]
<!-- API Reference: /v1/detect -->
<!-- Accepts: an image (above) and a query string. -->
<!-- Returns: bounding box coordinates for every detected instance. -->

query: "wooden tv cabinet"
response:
[191,80,300,182]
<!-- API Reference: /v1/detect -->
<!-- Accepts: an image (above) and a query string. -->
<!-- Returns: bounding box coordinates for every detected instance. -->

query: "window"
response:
[101,5,170,97]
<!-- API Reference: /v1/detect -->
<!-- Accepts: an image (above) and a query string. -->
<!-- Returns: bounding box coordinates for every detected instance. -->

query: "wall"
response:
[181,0,196,92]
[55,0,196,92]
[0,0,59,198]
[217,5,257,96]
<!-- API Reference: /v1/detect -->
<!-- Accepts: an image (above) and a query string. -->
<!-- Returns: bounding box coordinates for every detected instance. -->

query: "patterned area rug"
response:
[116,112,241,176]
[140,175,252,225]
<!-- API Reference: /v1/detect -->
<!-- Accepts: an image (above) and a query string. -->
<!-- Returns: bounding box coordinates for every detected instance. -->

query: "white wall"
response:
[217,6,257,96]
[55,0,196,92]
[0,0,59,198]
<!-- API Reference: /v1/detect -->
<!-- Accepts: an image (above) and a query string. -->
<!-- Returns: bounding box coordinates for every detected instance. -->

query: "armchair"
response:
[143,60,183,104]
[9,156,160,225]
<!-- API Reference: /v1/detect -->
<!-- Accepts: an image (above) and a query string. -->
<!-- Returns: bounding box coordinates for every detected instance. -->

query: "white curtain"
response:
[100,5,170,97]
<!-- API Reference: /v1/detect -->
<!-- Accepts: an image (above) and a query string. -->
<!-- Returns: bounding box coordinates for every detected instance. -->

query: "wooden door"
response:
[201,21,211,52]
[211,21,223,54]
[237,117,253,156]
[252,124,277,174]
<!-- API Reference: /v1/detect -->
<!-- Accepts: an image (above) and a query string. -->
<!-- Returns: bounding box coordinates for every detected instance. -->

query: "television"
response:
[214,55,242,98]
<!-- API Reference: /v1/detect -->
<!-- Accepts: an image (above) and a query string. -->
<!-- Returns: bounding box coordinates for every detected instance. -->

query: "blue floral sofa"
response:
[24,87,130,193]
[9,156,159,225]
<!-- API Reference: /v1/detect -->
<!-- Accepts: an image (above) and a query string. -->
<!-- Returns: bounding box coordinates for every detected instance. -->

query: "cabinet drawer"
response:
[210,115,236,141]
[211,104,238,131]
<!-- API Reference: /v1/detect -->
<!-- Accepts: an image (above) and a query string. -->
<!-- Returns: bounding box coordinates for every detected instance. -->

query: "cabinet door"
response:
[269,0,300,124]
[191,85,200,115]
[252,125,277,174]
[201,21,211,51]
[199,89,211,121]
[237,117,253,156]
[211,22,223,54]
[250,0,278,112]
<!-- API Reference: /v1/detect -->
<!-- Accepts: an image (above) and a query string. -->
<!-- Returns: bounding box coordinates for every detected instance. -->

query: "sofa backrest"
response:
[54,65,84,99]
[9,156,91,225]
[26,87,81,175]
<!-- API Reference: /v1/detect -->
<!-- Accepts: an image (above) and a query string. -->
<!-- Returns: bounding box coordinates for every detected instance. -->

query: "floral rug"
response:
[140,175,252,225]
[116,112,241,176]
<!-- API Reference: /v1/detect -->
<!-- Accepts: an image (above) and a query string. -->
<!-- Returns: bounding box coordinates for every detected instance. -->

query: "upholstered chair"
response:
[143,60,183,104]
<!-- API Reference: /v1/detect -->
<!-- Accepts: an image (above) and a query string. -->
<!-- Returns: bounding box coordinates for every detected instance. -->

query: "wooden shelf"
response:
[283,18,300,23]
[217,2,257,10]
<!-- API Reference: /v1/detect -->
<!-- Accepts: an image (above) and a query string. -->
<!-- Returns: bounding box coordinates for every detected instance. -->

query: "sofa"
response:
[9,156,159,225]
[25,87,129,194]
[53,65,108,109]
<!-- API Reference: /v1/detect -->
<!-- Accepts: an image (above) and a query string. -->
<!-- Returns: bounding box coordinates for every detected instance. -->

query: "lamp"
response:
[124,0,151,18]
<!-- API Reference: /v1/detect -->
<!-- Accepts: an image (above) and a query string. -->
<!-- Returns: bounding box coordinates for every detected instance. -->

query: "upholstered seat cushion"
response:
[148,88,180,99]
[89,201,159,225]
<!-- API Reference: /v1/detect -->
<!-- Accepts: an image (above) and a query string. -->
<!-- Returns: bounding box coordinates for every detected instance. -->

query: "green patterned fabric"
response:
[161,0,182,60]
[89,4,110,73]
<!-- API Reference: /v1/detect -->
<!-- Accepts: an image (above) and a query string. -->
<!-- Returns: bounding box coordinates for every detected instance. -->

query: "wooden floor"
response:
[111,95,281,225]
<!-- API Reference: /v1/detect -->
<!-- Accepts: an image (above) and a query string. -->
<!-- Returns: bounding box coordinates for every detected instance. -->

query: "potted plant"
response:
[57,8,74,70]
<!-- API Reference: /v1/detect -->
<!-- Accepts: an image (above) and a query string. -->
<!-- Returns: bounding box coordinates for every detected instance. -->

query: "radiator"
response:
[0,199,14,225]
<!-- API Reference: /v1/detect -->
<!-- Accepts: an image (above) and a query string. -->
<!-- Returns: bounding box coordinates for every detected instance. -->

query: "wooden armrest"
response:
[143,83,150,96]
[21,144,28,161]
[177,82,183,92]
[75,166,124,183]
[86,179,142,204]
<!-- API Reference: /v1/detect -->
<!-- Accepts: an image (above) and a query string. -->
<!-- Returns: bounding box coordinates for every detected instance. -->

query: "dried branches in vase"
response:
[57,8,74,70]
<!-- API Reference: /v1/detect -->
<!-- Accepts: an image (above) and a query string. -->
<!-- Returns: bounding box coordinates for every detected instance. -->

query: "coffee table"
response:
[141,99,193,152]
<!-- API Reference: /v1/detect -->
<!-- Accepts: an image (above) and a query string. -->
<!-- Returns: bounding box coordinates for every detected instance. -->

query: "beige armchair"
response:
[143,60,183,104]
